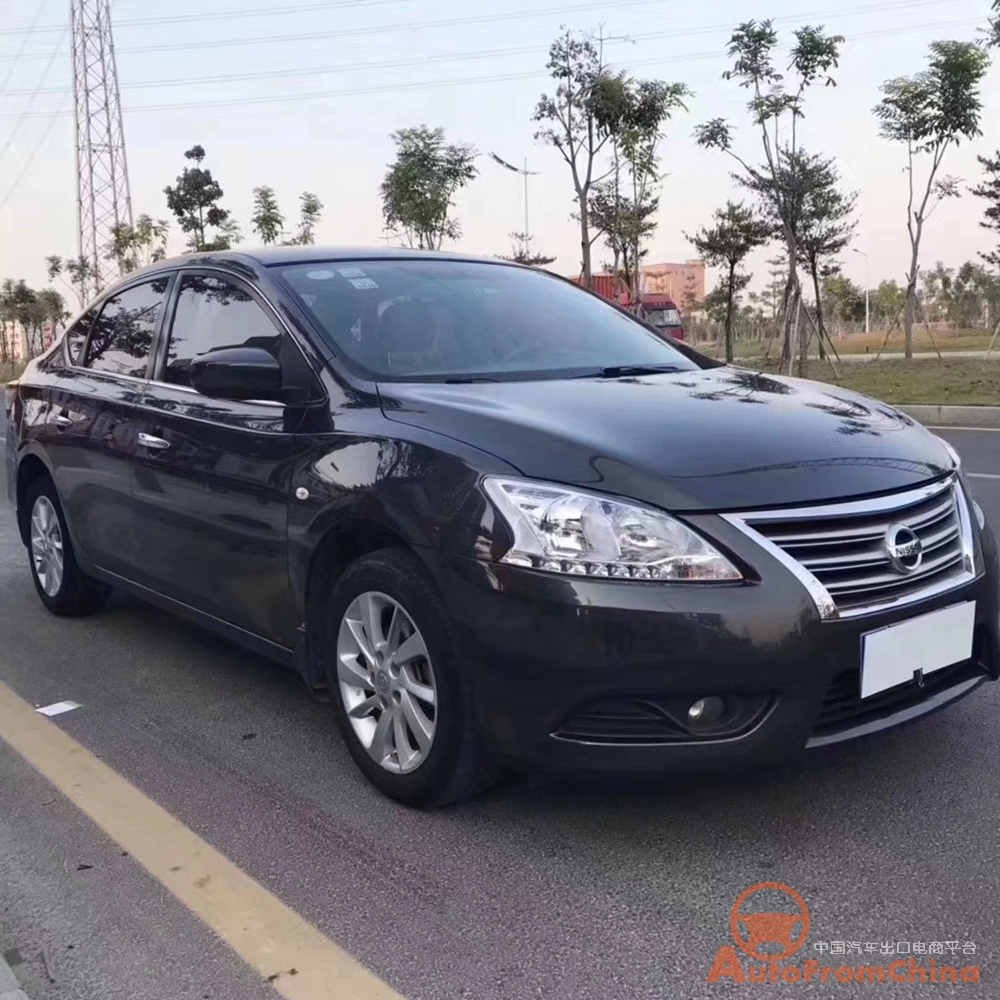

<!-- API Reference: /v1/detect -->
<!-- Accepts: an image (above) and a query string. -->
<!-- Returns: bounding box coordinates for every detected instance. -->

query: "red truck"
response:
[570,275,686,341]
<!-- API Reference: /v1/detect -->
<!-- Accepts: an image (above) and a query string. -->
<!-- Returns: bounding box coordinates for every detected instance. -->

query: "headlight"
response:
[482,477,742,582]
[935,436,962,471]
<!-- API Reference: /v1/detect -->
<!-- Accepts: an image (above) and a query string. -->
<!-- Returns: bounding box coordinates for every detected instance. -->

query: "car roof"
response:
[132,245,501,275]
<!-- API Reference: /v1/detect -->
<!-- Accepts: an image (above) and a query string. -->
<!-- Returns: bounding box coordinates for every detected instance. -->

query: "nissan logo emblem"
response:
[884,523,923,574]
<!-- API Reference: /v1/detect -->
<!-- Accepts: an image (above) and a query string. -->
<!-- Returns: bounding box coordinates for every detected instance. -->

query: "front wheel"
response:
[25,476,108,616]
[324,549,497,807]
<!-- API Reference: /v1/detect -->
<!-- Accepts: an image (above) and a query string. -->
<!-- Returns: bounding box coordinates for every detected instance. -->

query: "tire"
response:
[25,475,108,616]
[323,548,497,807]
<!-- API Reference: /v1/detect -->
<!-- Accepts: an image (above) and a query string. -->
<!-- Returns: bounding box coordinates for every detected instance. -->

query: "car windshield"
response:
[279,259,700,381]
[645,307,682,327]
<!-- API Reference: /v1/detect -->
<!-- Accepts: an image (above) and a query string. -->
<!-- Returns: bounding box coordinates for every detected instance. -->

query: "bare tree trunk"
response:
[578,191,592,288]
[904,239,920,360]
[724,265,736,363]
[788,291,803,377]
[811,267,827,362]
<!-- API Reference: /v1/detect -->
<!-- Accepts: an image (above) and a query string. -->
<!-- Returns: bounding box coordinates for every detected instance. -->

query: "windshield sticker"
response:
[305,270,335,280]
[337,266,367,278]
[349,277,379,290]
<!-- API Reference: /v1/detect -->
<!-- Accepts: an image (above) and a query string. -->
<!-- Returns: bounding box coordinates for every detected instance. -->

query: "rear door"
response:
[46,275,172,578]
[130,270,302,646]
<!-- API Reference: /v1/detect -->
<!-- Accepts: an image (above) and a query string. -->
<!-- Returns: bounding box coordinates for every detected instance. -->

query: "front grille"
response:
[813,660,986,738]
[733,478,974,618]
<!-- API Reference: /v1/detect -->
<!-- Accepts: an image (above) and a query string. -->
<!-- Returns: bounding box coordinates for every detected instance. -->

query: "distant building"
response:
[640,261,706,306]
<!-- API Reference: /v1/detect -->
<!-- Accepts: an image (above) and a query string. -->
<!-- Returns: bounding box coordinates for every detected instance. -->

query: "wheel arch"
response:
[15,453,53,546]
[302,516,419,689]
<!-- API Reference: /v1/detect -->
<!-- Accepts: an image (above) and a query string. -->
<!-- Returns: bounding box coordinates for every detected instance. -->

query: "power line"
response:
[0,0,960,100]
[0,0,48,96]
[0,14,979,122]
[8,0,670,59]
[0,28,66,162]
[0,0,414,36]
[0,96,68,212]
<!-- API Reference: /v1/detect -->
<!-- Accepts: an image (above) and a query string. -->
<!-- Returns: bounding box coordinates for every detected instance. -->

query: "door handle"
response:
[53,414,73,428]
[137,432,170,452]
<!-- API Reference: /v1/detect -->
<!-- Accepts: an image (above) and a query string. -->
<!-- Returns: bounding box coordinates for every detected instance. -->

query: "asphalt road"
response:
[1,428,999,1000]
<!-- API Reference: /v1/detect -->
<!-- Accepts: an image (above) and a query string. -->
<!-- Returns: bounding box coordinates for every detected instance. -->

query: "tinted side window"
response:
[65,308,97,365]
[86,277,169,378]
[164,274,282,387]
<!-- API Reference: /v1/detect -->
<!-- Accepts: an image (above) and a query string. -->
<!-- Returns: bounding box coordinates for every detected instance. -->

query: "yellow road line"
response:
[0,677,404,1000]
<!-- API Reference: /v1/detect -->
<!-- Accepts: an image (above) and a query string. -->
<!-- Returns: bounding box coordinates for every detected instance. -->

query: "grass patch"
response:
[702,328,996,359]
[1,361,25,384]
[742,357,1000,406]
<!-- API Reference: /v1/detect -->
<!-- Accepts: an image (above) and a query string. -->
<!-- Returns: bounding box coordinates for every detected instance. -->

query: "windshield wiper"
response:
[443,376,500,384]
[585,364,684,378]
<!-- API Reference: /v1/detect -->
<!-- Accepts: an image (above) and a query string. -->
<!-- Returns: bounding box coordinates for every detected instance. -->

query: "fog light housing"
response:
[687,696,726,727]
[972,500,986,530]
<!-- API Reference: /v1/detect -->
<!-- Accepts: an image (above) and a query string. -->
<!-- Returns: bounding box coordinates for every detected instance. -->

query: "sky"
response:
[0,0,997,299]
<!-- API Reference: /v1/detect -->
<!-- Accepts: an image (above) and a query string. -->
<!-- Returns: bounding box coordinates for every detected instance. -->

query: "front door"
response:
[46,276,171,578]
[131,271,300,646]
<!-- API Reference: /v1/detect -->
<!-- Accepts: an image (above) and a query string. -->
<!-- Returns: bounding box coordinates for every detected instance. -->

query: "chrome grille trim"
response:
[721,475,977,620]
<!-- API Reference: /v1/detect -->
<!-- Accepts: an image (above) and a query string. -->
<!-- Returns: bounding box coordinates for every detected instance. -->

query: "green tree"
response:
[250,186,285,245]
[45,255,98,309]
[104,214,169,274]
[534,31,615,288]
[380,126,477,250]
[794,154,857,357]
[973,150,1000,274]
[687,201,770,362]
[285,192,323,246]
[822,273,865,327]
[874,41,991,356]
[590,74,690,304]
[36,288,67,331]
[589,182,656,298]
[987,1,1000,47]
[871,280,906,325]
[499,232,556,267]
[164,145,240,252]
[695,21,844,368]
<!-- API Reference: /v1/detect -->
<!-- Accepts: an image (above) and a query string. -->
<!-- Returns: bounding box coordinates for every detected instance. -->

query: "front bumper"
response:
[422,513,1000,775]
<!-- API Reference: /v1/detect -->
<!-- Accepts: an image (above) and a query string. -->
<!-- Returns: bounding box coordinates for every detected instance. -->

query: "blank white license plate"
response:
[861,602,976,699]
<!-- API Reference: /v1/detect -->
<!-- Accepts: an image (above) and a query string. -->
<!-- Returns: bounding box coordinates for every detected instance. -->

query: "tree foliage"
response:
[164,145,241,252]
[874,40,991,355]
[590,73,689,302]
[250,186,285,245]
[534,31,612,288]
[499,232,557,267]
[0,279,67,360]
[45,255,97,309]
[695,20,845,370]
[104,214,169,274]
[973,150,1000,274]
[380,126,477,250]
[990,0,1000,48]
[286,192,323,246]
[687,201,770,361]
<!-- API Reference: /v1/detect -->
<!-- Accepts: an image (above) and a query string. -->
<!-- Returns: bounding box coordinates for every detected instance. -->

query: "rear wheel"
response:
[25,476,108,616]
[324,548,497,807]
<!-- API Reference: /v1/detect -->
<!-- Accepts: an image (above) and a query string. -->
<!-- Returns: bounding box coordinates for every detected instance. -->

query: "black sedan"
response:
[5,248,999,806]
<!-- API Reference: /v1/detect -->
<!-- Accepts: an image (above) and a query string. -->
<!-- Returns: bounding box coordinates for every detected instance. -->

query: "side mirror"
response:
[189,347,282,401]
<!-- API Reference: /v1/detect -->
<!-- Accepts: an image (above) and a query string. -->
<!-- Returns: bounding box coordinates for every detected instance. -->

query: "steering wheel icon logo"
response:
[730,882,810,962]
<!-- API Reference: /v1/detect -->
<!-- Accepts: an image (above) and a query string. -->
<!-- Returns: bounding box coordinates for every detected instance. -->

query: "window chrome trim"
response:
[145,379,286,409]
[720,475,976,621]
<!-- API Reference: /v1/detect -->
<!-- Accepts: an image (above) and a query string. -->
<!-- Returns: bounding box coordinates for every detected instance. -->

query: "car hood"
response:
[378,366,953,512]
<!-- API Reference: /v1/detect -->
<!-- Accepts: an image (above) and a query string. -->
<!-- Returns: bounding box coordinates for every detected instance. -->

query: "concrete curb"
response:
[896,405,1000,428]
[0,951,29,1000]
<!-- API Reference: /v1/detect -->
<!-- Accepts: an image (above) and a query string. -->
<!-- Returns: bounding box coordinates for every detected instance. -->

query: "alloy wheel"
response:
[30,496,64,597]
[336,591,438,774]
